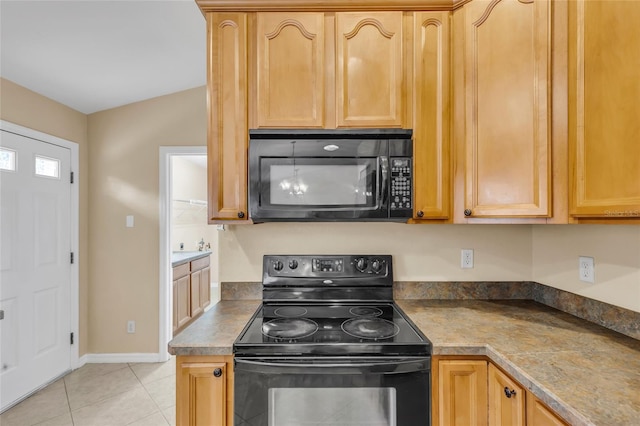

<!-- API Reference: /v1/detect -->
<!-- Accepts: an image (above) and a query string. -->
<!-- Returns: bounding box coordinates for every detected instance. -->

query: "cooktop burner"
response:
[341,317,400,340]
[349,306,383,317]
[261,318,318,340]
[273,306,308,317]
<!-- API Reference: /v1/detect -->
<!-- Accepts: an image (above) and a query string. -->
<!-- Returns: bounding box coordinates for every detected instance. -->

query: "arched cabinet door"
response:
[255,13,326,128]
[336,12,405,128]
[461,0,552,218]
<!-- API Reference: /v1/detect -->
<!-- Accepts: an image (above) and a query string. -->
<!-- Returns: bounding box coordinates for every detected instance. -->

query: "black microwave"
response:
[248,129,413,222]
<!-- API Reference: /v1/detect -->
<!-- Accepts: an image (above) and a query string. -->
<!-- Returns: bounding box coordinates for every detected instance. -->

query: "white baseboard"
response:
[84,353,165,363]
[74,354,89,370]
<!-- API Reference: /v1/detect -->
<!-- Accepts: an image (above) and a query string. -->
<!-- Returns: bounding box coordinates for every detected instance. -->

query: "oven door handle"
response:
[234,357,430,375]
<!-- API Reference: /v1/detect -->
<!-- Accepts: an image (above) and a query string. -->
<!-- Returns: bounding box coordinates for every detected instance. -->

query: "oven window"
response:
[262,158,377,207]
[269,387,396,426]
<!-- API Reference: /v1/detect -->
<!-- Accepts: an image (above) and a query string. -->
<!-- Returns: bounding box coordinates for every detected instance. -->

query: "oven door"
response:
[234,357,430,426]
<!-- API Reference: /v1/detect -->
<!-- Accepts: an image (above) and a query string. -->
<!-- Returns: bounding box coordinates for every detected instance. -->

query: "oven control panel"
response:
[263,255,392,280]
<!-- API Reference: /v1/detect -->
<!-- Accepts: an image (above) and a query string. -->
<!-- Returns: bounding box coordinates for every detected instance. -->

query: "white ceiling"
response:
[0,0,206,114]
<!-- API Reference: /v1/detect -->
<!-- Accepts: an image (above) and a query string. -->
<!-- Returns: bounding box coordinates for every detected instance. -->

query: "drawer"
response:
[173,262,191,280]
[191,255,210,271]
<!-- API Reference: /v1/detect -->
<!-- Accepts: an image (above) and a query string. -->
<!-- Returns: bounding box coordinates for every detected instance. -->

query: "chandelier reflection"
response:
[279,141,307,197]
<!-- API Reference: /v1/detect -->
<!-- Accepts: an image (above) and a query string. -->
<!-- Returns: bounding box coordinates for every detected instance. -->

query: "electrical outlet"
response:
[578,256,594,283]
[461,249,474,269]
[127,320,136,334]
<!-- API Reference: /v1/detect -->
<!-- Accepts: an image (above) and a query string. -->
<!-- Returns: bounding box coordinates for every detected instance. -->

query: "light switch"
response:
[126,215,134,228]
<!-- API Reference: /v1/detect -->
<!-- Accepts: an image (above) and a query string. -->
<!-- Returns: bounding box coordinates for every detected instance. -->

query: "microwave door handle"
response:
[379,157,389,209]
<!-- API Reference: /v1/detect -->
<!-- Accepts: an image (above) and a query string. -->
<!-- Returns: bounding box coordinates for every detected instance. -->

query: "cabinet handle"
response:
[417,211,424,218]
[464,209,472,217]
[213,368,223,377]
[504,387,516,398]
[237,211,245,219]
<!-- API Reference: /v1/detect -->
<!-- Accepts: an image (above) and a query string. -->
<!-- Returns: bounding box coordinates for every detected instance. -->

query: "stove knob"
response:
[355,257,368,272]
[288,259,299,270]
[273,260,284,271]
[371,259,383,273]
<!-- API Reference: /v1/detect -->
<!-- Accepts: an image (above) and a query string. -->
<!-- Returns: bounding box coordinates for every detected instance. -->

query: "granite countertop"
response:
[168,299,640,425]
[171,250,211,267]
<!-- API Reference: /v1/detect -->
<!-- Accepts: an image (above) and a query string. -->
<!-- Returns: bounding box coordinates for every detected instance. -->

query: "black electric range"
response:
[233,255,431,357]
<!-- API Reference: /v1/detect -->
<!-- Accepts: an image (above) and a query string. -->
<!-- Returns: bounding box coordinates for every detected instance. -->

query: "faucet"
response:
[198,238,205,251]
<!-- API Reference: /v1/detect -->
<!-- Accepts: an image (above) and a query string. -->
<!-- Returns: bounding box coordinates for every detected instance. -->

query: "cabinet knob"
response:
[417,210,424,218]
[504,387,516,398]
[237,211,245,219]
[464,209,472,217]
[213,368,223,377]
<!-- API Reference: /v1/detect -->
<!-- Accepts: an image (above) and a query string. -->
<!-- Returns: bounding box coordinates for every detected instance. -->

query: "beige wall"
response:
[0,77,90,355]
[87,86,206,354]
[219,224,533,282]
[532,225,640,312]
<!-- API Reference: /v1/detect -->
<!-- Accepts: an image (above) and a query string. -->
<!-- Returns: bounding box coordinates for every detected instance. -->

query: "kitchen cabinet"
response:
[435,360,488,426]
[452,0,553,220]
[253,11,406,129]
[488,363,525,426]
[176,355,233,426]
[568,0,640,222]
[172,254,211,336]
[433,357,568,426]
[206,12,250,223]
[412,11,451,221]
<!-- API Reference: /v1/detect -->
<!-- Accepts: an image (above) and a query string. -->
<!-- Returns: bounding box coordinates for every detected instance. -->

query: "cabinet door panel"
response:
[526,392,569,426]
[413,11,451,220]
[190,270,203,318]
[200,266,211,309]
[176,275,191,330]
[256,13,325,128]
[336,12,404,127]
[207,13,249,222]
[178,362,226,426]
[438,360,488,426]
[488,363,524,426]
[569,0,640,217]
[463,0,551,217]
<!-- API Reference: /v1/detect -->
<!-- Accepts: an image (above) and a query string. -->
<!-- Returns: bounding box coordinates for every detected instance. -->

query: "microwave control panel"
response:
[390,158,412,212]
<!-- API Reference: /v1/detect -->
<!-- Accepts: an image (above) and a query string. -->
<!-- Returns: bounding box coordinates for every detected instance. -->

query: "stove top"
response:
[234,303,431,357]
[234,255,431,357]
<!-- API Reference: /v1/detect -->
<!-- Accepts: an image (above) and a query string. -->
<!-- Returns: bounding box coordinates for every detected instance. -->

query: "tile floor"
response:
[0,357,176,426]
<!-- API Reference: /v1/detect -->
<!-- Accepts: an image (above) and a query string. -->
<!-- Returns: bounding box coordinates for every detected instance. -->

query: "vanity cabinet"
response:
[253,11,406,129]
[176,355,233,426]
[568,0,640,222]
[433,357,568,426]
[452,0,553,221]
[172,255,211,336]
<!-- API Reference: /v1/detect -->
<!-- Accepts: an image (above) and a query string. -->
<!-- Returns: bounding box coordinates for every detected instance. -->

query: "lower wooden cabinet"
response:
[433,357,568,426]
[172,255,212,336]
[176,355,233,426]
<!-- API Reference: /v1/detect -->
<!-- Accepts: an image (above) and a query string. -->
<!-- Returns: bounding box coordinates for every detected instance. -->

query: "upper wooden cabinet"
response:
[255,13,326,127]
[568,0,640,221]
[412,11,451,221]
[207,13,250,223]
[252,12,406,129]
[454,0,552,220]
[336,12,405,127]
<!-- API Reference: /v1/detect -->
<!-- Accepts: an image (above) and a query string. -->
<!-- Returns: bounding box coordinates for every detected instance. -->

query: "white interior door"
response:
[0,130,72,411]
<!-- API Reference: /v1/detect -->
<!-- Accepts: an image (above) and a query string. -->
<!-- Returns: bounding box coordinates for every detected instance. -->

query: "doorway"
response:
[0,121,79,412]
[158,147,219,361]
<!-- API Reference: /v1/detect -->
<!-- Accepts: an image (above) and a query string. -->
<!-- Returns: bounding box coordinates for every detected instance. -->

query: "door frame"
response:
[158,146,207,361]
[0,120,80,370]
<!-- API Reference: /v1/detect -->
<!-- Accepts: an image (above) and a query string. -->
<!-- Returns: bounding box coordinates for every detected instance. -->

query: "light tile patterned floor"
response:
[0,357,176,426]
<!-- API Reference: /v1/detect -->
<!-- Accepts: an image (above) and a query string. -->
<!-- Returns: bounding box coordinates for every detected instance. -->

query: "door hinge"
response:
[0,310,4,320]
[70,332,74,345]
[70,171,74,184]
[70,252,74,264]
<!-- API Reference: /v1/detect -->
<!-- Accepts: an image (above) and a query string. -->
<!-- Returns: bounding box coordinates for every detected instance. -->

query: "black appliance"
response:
[248,129,413,222]
[234,255,431,426]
